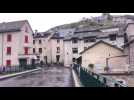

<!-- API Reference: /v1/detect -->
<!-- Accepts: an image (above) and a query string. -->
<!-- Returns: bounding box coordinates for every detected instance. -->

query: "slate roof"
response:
[0,20,28,33]
[80,40,123,54]
[33,32,51,38]
[64,30,124,41]
[74,23,127,33]
[51,32,64,39]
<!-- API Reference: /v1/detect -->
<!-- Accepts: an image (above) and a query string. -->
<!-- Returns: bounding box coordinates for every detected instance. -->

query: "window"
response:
[39,48,42,54]
[25,36,28,43]
[84,47,88,50]
[24,47,28,55]
[39,40,42,44]
[6,60,11,66]
[37,56,40,61]
[72,48,78,54]
[33,48,35,53]
[7,47,11,55]
[37,56,40,59]
[7,34,12,42]
[72,58,76,62]
[57,47,60,53]
[57,39,60,43]
[33,40,35,44]
[84,39,89,43]
[109,34,116,41]
[84,38,96,43]
[89,38,96,42]
[72,39,78,44]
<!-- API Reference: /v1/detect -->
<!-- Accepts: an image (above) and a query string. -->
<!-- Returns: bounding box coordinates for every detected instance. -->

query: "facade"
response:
[0,20,36,67]
[80,40,128,73]
[124,23,134,70]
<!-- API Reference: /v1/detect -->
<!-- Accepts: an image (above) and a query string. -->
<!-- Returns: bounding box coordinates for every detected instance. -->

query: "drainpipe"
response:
[128,44,130,65]
[1,33,3,66]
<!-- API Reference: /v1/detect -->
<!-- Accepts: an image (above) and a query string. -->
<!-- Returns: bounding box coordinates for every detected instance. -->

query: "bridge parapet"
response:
[72,64,128,87]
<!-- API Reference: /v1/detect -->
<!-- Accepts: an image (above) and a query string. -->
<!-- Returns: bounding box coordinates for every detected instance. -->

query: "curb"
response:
[72,69,83,87]
[0,67,42,80]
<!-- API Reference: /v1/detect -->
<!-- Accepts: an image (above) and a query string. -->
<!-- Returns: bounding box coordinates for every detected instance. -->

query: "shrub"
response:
[88,64,94,69]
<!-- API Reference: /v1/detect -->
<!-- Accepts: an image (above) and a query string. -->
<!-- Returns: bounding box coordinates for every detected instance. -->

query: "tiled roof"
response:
[0,20,28,33]
[51,33,64,39]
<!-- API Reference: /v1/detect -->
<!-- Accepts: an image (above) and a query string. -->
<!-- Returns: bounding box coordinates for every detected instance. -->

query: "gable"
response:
[81,42,123,56]
[21,21,34,34]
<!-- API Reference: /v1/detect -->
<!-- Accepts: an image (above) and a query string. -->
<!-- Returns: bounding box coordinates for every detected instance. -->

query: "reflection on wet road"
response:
[0,67,74,87]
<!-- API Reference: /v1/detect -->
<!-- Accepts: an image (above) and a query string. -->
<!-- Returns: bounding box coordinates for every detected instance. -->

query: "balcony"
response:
[18,53,39,59]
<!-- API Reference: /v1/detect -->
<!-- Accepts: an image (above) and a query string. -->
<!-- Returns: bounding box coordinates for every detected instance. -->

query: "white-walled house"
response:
[80,40,128,73]
[33,32,53,64]
[33,32,64,64]
[49,33,64,64]
[0,20,36,67]
[64,26,125,67]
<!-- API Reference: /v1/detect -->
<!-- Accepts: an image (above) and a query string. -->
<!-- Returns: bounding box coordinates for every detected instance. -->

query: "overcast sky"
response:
[0,13,134,32]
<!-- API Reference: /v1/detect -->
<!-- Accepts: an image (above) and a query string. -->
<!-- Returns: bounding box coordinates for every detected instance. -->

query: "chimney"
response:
[35,30,38,34]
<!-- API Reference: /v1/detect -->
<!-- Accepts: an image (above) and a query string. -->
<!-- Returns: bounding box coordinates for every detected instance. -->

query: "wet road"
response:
[0,67,74,87]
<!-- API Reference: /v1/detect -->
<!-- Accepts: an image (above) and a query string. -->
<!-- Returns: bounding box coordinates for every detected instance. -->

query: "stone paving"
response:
[0,66,74,87]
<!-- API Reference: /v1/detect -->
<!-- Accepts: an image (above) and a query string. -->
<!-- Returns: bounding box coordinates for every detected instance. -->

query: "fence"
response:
[0,64,41,75]
[73,64,128,87]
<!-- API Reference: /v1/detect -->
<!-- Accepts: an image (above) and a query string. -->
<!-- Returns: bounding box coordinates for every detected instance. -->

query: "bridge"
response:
[0,64,127,87]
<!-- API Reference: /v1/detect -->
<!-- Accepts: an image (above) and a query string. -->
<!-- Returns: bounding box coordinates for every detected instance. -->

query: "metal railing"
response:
[73,64,128,87]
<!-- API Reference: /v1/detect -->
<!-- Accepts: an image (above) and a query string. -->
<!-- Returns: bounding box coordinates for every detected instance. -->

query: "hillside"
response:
[47,17,114,33]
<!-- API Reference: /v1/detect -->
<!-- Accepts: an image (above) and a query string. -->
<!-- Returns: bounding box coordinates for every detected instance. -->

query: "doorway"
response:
[56,55,60,63]
[19,59,27,67]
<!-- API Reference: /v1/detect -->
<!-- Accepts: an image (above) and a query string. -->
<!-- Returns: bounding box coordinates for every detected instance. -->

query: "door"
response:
[56,55,60,63]
[19,59,27,67]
